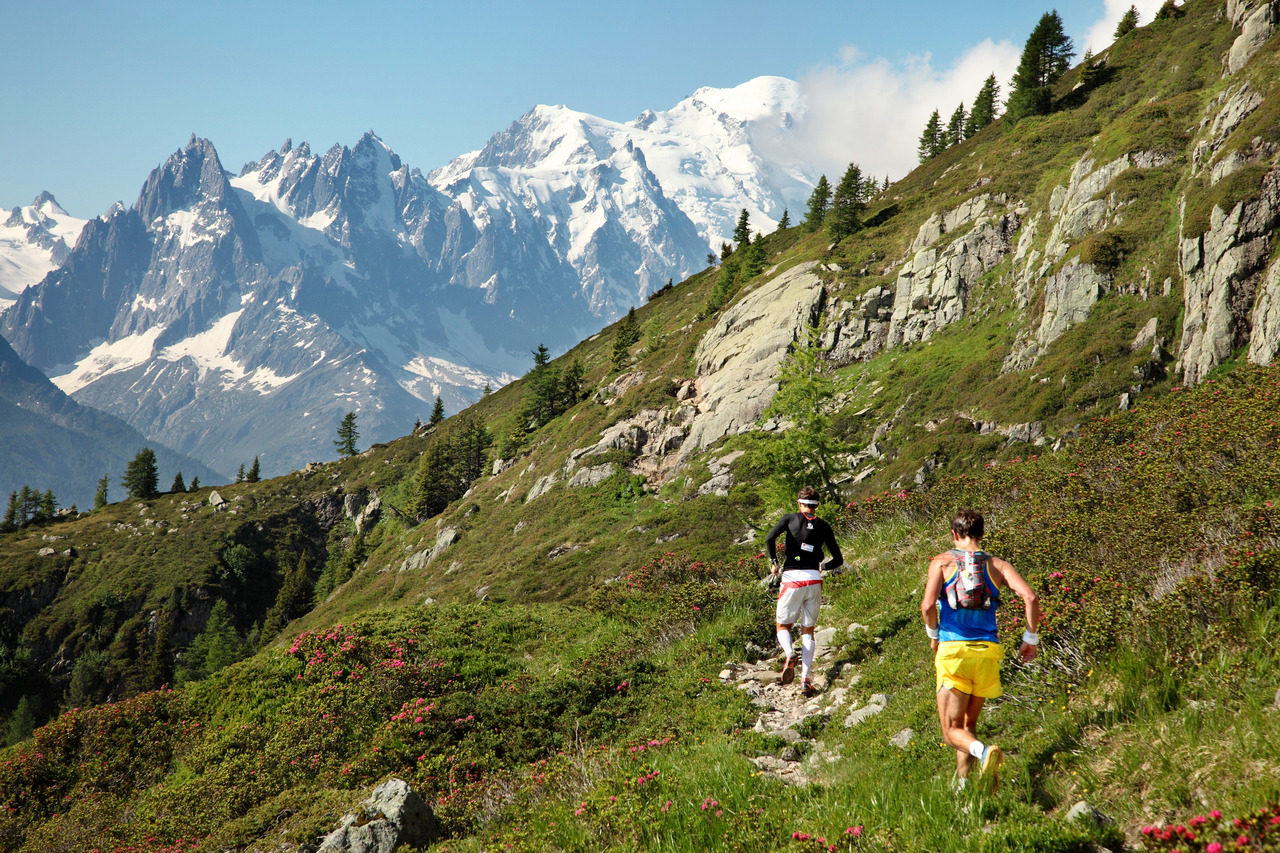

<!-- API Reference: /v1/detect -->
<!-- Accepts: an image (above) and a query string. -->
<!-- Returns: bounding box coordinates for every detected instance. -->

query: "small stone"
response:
[718,669,735,681]
[889,728,914,749]
[781,746,802,762]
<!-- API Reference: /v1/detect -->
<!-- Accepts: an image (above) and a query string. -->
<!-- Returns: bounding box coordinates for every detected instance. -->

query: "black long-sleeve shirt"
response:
[765,512,843,572]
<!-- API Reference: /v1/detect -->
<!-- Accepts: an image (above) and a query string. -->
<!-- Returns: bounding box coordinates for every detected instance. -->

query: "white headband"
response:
[798,499,819,506]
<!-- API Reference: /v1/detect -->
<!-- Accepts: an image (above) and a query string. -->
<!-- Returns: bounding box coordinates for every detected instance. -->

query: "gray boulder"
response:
[317,778,439,853]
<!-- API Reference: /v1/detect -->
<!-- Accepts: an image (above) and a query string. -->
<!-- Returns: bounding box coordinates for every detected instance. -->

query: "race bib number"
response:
[800,543,815,552]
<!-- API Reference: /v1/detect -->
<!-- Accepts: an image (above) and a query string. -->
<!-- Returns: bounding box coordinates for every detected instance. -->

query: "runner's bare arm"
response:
[990,557,1041,662]
[921,555,948,652]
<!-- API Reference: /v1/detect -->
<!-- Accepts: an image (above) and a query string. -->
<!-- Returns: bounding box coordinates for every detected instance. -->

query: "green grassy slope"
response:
[4,2,1280,849]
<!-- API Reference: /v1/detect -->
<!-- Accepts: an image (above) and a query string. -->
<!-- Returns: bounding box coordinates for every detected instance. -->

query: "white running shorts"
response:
[775,579,822,627]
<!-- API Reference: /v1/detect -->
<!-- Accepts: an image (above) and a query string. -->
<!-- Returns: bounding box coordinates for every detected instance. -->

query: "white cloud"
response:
[761,39,1021,185]
[1081,0,1175,55]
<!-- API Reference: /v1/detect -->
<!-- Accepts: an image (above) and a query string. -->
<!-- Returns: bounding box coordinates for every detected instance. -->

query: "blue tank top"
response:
[938,550,1000,643]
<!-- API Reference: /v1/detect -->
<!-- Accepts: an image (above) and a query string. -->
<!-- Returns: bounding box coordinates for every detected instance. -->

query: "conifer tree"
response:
[189,477,199,492]
[1154,0,1182,20]
[828,163,866,243]
[429,396,445,426]
[5,695,36,746]
[611,311,641,372]
[482,383,492,396]
[945,102,967,148]
[918,110,944,162]
[1,491,16,532]
[263,555,313,639]
[409,437,455,520]
[40,490,56,523]
[235,464,245,484]
[123,448,160,500]
[560,357,586,409]
[1114,4,1139,38]
[1006,11,1075,124]
[965,74,1001,137]
[742,232,767,280]
[732,209,752,249]
[777,209,790,230]
[802,176,831,232]
[171,472,186,494]
[334,411,359,458]
[246,457,260,483]
[94,476,110,510]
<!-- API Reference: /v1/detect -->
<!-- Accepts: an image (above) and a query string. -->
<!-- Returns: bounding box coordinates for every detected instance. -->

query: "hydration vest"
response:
[944,549,995,611]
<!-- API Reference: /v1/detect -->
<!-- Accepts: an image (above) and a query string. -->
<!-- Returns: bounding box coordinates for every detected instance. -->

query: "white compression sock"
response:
[777,627,793,659]
[969,740,986,760]
[801,632,815,678]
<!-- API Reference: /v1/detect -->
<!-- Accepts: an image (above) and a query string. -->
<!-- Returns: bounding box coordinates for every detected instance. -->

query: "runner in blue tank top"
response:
[921,508,1041,792]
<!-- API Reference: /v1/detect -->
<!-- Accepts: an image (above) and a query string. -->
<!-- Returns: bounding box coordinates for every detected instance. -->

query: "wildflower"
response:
[1207,843,1223,853]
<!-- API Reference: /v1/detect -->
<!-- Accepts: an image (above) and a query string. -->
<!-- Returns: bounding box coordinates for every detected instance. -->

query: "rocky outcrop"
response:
[1038,258,1113,346]
[1193,83,1265,179]
[317,778,439,853]
[678,262,827,461]
[1228,0,1278,73]
[1178,166,1280,384]
[886,199,1019,350]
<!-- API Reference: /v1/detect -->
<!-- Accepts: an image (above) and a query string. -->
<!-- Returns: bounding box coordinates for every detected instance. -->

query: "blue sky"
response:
[1,0,1166,217]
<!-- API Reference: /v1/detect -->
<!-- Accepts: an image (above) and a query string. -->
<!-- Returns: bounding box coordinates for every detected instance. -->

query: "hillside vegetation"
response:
[3,1,1280,850]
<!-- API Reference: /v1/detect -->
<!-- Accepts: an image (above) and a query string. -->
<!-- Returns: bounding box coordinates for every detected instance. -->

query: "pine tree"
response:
[334,411,359,458]
[40,490,56,523]
[429,396,445,426]
[965,74,1001,137]
[235,464,245,484]
[409,437,455,520]
[17,486,32,527]
[1078,47,1102,88]
[732,209,751,249]
[122,448,160,500]
[93,476,110,510]
[560,357,586,409]
[1006,11,1075,124]
[945,102,967,148]
[246,456,260,483]
[263,555,313,639]
[1155,0,1183,20]
[828,163,866,243]
[802,176,831,233]
[777,209,790,230]
[918,110,944,163]
[611,311,641,372]
[1,491,16,532]
[189,476,199,492]
[171,472,186,494]
[1114,4,1139,38]
[482,383,492,396]
[4,695,37,746]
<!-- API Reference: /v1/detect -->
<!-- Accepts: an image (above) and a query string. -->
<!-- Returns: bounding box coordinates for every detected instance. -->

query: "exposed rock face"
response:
[1228,0,1278,73]
[1178,167,1280,384]
[679,261,826,461]
[1038,258,1112,346]
[886,197,1019,350]
[317,778,439,853]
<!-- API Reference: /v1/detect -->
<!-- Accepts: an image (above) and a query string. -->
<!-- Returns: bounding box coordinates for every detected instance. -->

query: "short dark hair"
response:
[798,486,819,503]
[951,508,984,540]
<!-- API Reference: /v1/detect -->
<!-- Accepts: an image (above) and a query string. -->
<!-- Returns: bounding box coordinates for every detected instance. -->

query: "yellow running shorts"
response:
[935,640,1004,699]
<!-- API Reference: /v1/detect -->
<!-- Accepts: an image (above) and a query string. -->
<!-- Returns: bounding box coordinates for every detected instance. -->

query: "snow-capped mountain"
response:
[0,193,88,310]
[0,78,814,477]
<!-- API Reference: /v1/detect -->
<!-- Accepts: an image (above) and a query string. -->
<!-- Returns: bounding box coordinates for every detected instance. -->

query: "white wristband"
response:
[1022,630,1039,646]
[925,626,940,641]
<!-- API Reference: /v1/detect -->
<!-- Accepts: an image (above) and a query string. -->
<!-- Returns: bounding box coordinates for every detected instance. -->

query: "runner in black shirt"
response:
[766,486,843,695]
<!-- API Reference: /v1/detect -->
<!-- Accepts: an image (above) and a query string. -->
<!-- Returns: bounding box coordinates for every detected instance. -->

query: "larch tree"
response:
[828,163,866,243]
[1114,4,1139,38]
[918,110,944,163]
[1006,10,1075,124]
[945,103,967,148]
[965,74,1001,137]
[122,448,160,500]
[334,411,359,458]
[802,176,831,232]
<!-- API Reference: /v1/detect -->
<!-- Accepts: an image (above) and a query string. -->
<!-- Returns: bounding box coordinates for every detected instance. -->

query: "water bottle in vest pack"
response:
[946,549,992,610]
